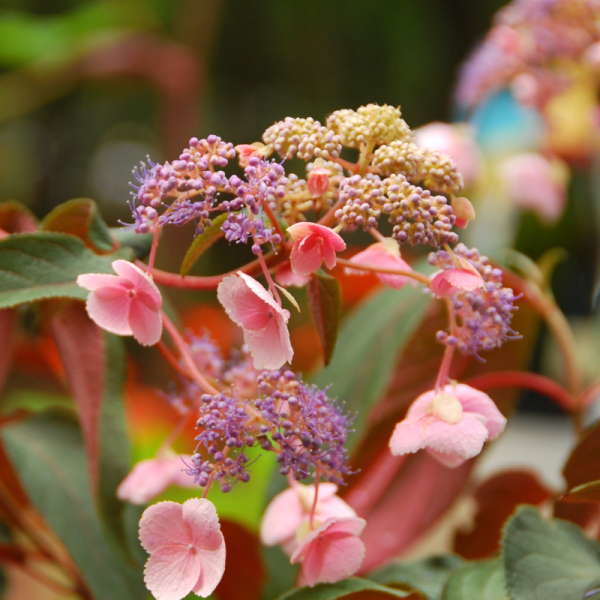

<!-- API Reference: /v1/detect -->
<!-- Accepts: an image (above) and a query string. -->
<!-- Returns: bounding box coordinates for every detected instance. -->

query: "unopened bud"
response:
[452,197,475,229]
[235,142,265,167]
[307,167,330,197]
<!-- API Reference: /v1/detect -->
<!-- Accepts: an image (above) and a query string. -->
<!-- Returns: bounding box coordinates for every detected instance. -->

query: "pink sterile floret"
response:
[77,259,162,346]
[307,167,331,197]
[217,272,293,370]
[345,239,414,290]
[287,222,346,276]
[389,384,507,468]
[430,258,484,297]
[260,483,357,555]
[275,261,311,288]
[140,498,226,600]
[117,455,196,505]
[291,517,366,587]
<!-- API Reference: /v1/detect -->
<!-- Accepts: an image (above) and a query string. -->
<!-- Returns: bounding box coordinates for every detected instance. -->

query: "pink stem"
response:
[464,371,574,410]
[309,469,320,530]
[334,257,431,285]
[146,226,161,276]
[257,251,282,305]
[161,311,220,395]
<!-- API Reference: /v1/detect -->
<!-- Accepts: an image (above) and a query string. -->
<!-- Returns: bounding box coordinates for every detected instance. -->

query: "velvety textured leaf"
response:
[180,212,228,276]
[41,198,114,253]
[503,506,600,600]
[276,577,410,600]
[314,282,430,449]
[216,521,265,600]
[0,309,16,394]
[308,270,342,366]
[562,480,600,503]
[442,560,508,600]
[454,470,551,559]
[563,420,600,489]
[0,200,37,233]
[1,414,145,600]
[110,227,154,259]
[49,302,131,553]
[369,554,465,600]
[0,232,132,309]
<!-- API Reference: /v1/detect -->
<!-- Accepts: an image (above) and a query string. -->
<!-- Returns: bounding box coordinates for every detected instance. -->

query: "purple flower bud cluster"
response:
[219,157,287,248]
[430,244,521,357]
[188,390,254,492]
[254,370,353,485]
[336,173,458,247]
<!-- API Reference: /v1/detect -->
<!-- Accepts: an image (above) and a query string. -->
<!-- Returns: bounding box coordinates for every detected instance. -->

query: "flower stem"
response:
[334,257,431,285]
[435,298,457,391]
[147,226,161,276]
[309,469,320,530]
[161,312,220,395]
[317,198,344,227]
[260,198,284,241]
[257,251,282,305]
[157,340,194,380]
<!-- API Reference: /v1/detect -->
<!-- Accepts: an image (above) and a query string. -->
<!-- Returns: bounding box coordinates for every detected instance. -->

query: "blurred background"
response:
[2,0,600,532]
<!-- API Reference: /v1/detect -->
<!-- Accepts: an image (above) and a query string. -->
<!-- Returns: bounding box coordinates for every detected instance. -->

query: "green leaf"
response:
[442,560,508,600]
[110,227,154,260]
[49,303,131,555]
[308,270,341,366]
[180,213,228,276]
[370,554,465,600]
[503,506,600,600]
[276,577,410,600]
[0,232,132,309]
[313,281,430,449]
[41,198,114,253]
[2,414,145,599]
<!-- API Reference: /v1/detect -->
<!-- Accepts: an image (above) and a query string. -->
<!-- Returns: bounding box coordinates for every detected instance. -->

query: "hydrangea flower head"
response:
[389,384,507,467]
[287,222,346,276]
[117,455,195,504]
[291,517,366,587]
[345,238,414,290]
[77,259,162,346]
[139,498,226,600]
[217,272,293,370]
[260,483,356,554]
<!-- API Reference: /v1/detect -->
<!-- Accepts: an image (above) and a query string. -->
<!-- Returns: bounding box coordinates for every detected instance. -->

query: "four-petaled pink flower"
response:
[287,223,346,276]
[139,498,226,600]
[389,383,507,468]
[217,272,293,370]
[77,259,162,346]
[291,517,366,587]
[260,483,357,555]
[117,455,196,505]
[430,258,484,297]
[345,239,414,290]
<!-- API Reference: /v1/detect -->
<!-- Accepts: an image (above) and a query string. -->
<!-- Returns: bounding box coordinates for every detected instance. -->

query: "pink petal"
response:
[422,413,489,460]
[346,243,413,290]
[183,499,224,552]
[139,501,189,553]
[144,546,201,600]
[244,312,293,370]
[426,449,466,468]
[451,384,507,439]
[193,543,226,597]
[275,262,311,288]
[287,222,315,242]
[77,273,130,292]
[85,286,133,336]
[431,269,484,297]
[290,241,326,276]
[389,416,428,456]
[260,487,308,547]
[321,238,337,270]
[112,260,162,308]
[129,291,163,346]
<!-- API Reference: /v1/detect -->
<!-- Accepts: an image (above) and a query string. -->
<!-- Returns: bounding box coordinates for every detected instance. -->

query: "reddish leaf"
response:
[0,309,16,395]
[0,201,37,234]
[41,198,114,253]
[48,302,130,548]
[561,480,600,503]
[216,520,265,600]
[454,470,551,559]
[308,271,342,365]
[563,420,600,489]
[554,499,598,529]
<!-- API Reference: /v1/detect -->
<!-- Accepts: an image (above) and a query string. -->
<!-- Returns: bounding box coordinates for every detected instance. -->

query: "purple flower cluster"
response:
[254,370,353,485]
[430,244,521,358]
[188,390,254,492]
